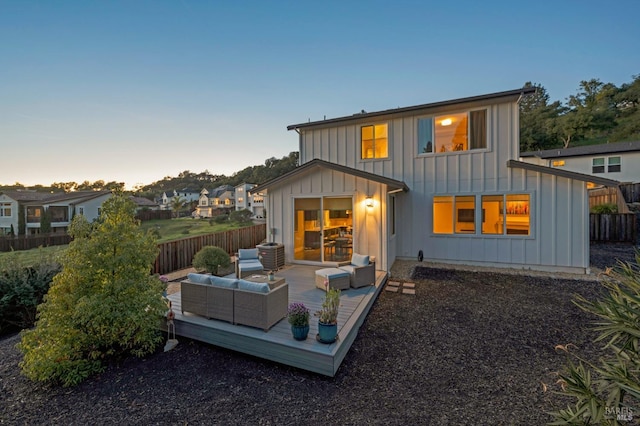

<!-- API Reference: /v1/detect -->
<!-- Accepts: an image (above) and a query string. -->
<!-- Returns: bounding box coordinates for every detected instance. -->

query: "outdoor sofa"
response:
[181,273,288,331]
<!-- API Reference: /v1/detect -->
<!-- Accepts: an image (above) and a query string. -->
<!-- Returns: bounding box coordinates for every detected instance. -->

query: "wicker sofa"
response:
[338,253,376,288]
[180,273,288,331]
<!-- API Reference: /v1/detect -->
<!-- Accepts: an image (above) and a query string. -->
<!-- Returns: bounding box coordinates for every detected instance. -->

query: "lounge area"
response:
[164,264,387,376]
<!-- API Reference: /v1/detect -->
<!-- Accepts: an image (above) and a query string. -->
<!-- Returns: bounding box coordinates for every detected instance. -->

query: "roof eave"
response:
[507,160,620,187]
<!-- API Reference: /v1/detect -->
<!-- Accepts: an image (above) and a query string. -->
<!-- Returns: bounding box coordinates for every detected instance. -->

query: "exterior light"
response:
[441,118,452,126]
[365,197,374,208]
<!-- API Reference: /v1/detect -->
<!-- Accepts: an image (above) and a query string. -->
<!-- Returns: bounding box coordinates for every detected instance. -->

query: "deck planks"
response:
[163,265,386,376]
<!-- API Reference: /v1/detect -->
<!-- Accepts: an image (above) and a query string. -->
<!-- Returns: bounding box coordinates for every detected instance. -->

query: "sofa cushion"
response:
[237,260,263,271]
[339,264,356,275]
[351,253,370,267]
[187,273,212,284]
[209,276,238,289]
[238,248,259,260]
[237,279,270,294]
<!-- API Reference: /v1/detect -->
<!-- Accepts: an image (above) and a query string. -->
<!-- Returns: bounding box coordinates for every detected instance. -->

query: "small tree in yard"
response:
[192,246,230,275]
[550,251,640,424]
[18,193,166,387]
[229,209,252,225]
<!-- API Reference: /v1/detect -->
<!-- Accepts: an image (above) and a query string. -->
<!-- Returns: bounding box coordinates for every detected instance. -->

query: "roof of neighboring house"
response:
[130,196,158,207]
[287,87,536,131]
[0,190,111,204]
[507,160,620,187]
[251,159,410,194]
[208,185,235,198]
[520,141,640,159]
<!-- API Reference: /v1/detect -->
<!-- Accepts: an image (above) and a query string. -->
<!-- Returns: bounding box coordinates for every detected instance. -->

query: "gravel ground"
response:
[0,244,637,425]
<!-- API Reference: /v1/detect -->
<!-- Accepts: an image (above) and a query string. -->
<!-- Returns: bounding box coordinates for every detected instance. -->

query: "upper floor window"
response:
[592,157,605,173]
[0,203,11,217]
[552,160,565,167]
[361,124,388,159]
[238,197,244,203]
[418,109,487,154]
[608,156,621,173]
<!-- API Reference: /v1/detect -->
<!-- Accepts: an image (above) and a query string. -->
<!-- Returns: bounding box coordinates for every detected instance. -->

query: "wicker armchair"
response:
[339,254,376,288]
[235,248,264,278]
[233,281,288,331]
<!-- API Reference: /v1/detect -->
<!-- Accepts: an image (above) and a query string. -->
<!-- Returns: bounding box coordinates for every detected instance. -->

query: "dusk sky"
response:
[2,1,638,189]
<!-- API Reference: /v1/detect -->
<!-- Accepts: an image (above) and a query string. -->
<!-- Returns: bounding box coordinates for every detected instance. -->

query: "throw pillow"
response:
[237,279,270,294]
[351,253,370,267]
[238,248,259,260]
[210,276,238,289]
[187,273,212,284]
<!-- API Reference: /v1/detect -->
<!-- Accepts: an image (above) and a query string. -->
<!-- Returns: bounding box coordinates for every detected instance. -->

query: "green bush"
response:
[192,246,231,275]
[211,214,229,225]
[0,254,61,335]
[590,203,619,214]
[550,250,640,424]
[18,193,166,387]
[229,209,252,225]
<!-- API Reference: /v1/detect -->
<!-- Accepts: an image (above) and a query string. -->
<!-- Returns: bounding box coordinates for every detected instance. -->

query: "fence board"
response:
[590,213,637,243]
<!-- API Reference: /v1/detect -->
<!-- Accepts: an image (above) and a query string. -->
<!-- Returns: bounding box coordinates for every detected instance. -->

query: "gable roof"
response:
[287,87,536,131]
[521,141,640,159]
[507,160,620,187]
[250,159,409,194]
[0,190,111,204]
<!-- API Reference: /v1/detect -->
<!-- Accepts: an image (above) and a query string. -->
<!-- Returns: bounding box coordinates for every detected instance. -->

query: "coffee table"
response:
[244,274,286,290]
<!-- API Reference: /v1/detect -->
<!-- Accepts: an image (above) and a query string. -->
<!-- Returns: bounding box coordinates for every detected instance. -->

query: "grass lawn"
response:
[0,218,252,268]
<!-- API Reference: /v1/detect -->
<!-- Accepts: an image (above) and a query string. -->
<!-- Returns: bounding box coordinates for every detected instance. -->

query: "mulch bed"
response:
[0,245,636,425]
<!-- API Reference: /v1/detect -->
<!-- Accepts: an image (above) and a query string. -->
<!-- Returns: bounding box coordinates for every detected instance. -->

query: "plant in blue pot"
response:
[287,302,310,341]
[316,285,340,343]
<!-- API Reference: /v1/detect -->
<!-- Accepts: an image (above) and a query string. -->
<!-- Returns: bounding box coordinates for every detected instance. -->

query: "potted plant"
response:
[287,302,310,340]
[316,285,341,343]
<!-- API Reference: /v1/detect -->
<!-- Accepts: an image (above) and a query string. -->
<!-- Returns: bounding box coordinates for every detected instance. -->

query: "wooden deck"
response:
[163,265,387,376]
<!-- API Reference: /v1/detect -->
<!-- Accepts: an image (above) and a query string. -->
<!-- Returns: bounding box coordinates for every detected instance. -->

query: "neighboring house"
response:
[235,183,265,218]
[520,141,640,184]
[159,188,200,211]
[195,185,235,218]
[252,87,620,274]
[0,190,112,235]
[130,196,160,212]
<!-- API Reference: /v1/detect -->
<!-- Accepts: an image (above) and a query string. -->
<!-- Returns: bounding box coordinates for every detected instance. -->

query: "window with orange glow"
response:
[552,160,565,167]
[418,109,486,155]
[433,196,453,234]
[361,124,388,159]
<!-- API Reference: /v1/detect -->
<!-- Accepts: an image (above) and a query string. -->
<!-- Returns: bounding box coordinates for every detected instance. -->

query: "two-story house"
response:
[0,190,112,235]
[195,185,235,218]
[251,88,619,274]
[520,141,640,184]
[159,188,200,211]
[235,183,265,218]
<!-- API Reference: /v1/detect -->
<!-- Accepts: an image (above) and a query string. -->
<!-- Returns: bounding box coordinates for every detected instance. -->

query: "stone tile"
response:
[388,281,401,287]
[385,286,399,292]
[403,282,415,289]
[402,288,416,295]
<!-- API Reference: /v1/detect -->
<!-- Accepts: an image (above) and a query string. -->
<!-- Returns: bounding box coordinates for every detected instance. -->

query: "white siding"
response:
[291,97,590,273]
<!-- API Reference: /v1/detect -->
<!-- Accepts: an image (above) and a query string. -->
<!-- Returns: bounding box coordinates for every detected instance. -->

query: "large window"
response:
[434,194,530,236]
[0,203,11,217]
[361,124,388,159]
[418,109,486,154]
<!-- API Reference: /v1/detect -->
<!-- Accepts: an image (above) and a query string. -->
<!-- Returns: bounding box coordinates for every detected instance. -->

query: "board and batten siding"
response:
[265,167,389,270]
[296,97,590,273]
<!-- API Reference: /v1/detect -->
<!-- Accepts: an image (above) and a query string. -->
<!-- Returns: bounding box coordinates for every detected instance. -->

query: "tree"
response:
[551,252,640,424]
[519,82,562,151]
[611,74,640,142]
[170,196,186,218]
[40,208,52,234]
[229,209,253,225]
[18,205,25,236]
[192,246,231,275]
[18,193,165,386]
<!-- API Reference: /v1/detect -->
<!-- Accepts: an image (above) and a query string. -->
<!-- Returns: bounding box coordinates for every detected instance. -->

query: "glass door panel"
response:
[294,198,321,261]
[323,197,353,261]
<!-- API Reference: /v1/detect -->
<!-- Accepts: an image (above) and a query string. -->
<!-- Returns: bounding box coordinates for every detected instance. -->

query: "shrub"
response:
[18,193,166,387]
[551,250,640,424]
[590,203,618,214]
[192,246,231,275]
[211,214,229,225]
[229,209,253,225]
[0,254,61,335]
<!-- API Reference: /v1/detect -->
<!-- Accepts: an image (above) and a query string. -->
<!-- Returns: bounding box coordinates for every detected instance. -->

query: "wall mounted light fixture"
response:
[365,196,374,208]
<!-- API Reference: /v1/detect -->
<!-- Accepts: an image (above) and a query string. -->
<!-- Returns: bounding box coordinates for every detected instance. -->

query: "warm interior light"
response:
[365,197,374,208]
[441,118,452,126]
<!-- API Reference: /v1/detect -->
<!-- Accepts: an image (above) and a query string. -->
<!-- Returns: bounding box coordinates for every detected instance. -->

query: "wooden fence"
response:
[590,213,637,243]
[0,234,72,252]
[620,182,640,203]
[153,223,267,274]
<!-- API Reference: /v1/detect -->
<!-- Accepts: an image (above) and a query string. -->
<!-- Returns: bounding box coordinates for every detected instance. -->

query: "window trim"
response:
[416,108,489,157]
